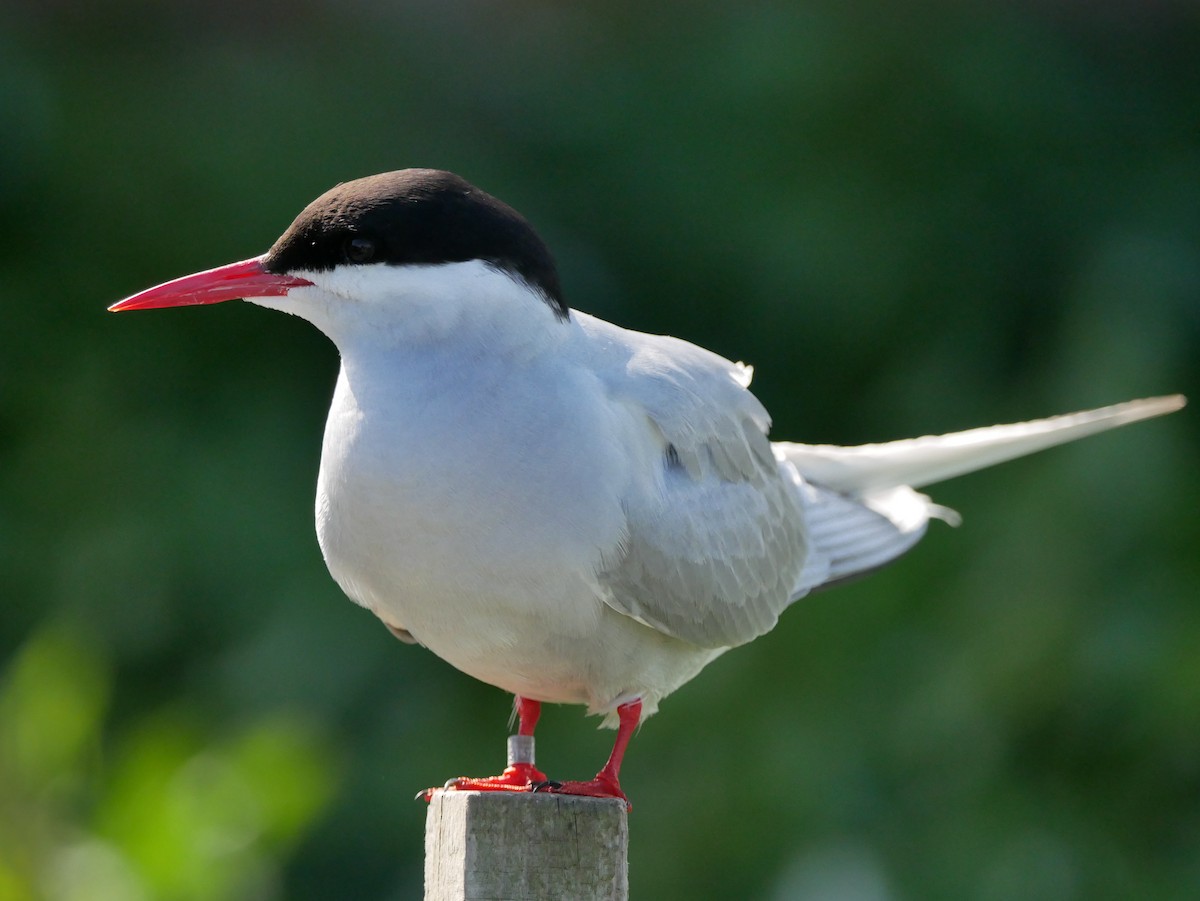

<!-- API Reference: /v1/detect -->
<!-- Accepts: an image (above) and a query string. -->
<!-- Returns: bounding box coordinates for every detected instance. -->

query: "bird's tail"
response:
[778,395,1185,496]
[780,395,1185,595]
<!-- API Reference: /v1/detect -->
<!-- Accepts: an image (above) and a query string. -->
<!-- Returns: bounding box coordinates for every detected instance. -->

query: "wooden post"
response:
[424,791,629,900]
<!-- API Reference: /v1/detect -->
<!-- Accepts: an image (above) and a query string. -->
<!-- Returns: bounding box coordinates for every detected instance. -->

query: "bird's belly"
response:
[318,466,721,715]
[323,517,718,713]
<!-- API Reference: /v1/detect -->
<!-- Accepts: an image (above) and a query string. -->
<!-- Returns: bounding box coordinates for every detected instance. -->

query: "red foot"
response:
[420,697,642,813]
[534,773,629,808]
[419,761,548,801]
[534,700,640,811]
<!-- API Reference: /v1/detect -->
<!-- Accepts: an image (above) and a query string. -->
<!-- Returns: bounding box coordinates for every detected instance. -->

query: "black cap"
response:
[263,169,566,319]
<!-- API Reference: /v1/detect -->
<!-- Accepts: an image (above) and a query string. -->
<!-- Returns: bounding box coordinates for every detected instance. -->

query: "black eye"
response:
[343,236,377,263]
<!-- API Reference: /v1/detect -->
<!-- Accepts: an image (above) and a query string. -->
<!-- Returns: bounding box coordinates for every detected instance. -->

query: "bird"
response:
[110,168,1185,807]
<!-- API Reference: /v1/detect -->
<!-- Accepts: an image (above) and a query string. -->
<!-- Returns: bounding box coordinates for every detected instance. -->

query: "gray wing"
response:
[582,319,809,650]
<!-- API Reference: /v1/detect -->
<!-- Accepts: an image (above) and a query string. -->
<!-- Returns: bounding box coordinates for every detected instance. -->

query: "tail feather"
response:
[782,394,1184,598]
[778,395,1185,496]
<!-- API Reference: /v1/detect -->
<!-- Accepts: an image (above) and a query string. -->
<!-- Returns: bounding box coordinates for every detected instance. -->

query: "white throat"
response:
[247,259,569,359]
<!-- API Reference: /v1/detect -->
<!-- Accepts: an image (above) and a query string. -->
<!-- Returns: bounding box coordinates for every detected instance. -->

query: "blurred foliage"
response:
[0,627,334,900]
[1,1,1198,898]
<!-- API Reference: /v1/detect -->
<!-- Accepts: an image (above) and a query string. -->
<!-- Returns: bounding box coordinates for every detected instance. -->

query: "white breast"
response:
[314,340,690,709]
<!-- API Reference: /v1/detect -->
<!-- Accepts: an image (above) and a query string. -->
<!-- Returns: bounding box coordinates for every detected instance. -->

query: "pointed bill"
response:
[109,256,313,312]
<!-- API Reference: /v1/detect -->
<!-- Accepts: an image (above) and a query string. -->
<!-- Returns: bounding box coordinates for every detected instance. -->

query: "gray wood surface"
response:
[424,791,629,900]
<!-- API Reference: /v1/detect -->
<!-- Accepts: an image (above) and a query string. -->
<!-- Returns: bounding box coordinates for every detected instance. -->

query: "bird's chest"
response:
[313,357,632,638]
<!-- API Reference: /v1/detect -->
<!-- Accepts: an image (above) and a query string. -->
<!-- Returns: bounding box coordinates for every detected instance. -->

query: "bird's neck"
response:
[260,260,571,363]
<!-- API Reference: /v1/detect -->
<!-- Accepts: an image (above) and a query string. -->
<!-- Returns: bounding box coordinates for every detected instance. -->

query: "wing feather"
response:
[790,481,933,595]
[577,315,809,649]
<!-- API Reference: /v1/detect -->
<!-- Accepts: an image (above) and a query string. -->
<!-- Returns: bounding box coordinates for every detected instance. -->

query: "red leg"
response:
[515,695,540,735]
[537,699,641,809]
[420,696,548,800]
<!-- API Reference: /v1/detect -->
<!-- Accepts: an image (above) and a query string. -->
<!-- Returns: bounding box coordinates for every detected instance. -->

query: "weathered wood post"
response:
[424,791,629,900]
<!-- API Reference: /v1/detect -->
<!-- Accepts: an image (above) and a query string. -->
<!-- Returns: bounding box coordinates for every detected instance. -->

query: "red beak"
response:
[108,256,314,312]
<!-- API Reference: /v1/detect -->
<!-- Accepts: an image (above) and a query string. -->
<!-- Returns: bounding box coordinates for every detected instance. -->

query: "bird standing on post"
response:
[111,169,1185,807]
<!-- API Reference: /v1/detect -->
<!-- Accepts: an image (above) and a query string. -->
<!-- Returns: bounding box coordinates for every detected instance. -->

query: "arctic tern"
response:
[111,169,1185,805]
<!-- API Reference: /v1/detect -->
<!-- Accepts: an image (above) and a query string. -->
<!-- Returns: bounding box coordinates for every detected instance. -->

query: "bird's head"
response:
[110,169,569,346]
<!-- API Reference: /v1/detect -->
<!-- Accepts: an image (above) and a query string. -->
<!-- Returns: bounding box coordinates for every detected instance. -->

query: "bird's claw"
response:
[414,777,469,801]
[418,763,551,801]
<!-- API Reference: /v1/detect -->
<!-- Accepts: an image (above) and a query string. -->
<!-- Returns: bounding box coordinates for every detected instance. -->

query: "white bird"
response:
[111,169,1184,806]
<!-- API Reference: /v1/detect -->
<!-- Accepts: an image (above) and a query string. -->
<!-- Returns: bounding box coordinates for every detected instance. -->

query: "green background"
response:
[2,2,1197,898]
